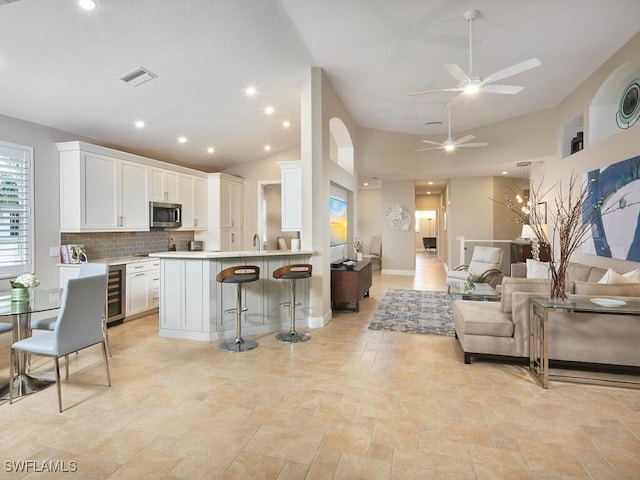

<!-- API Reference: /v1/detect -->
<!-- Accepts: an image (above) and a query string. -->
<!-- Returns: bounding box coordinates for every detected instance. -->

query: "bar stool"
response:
[217,265,260,352]
[273,264,312,343]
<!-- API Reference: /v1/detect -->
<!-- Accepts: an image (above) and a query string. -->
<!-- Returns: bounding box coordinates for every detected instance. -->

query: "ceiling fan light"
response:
[444,144,455,152]
[78,0,97,10]
[464,83,480,95]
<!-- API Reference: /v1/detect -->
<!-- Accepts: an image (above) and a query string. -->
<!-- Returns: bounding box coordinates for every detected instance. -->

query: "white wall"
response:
[0,114,95,290]
[380,180,415,274]
[357,189,383,254]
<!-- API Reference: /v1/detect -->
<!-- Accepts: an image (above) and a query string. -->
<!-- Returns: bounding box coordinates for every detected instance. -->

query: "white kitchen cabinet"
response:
[58,265,81,288]
[159,259,209,334]
[193,177,208,229]
[58,143,149,232]
[221,179,243,228]
[220,228,242,251]
[178,175,194,229]
[277,161,302,232]
[194,173,244,251]
[126,259,160,317]
[176,175,208,230]
[150,168,181,203]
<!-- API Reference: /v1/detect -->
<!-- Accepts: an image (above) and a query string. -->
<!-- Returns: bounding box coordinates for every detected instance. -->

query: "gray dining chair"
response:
[31,263,111,368]
[9,274,112,412]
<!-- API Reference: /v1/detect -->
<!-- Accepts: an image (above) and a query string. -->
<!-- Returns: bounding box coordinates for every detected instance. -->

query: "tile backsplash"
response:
[60,230,194,260]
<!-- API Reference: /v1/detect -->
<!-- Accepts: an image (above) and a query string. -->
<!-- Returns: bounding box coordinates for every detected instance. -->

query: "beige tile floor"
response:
[1,252,640,479]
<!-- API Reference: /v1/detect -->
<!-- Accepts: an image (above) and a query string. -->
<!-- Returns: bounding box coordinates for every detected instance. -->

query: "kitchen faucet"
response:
[253,234,262,251]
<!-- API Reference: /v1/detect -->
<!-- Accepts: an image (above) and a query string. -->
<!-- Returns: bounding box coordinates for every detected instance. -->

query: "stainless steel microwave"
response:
[150,202,182,228]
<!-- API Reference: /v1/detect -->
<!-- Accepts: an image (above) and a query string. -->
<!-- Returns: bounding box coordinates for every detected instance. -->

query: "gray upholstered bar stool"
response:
[273,264,312,343]
[217,265,260,352]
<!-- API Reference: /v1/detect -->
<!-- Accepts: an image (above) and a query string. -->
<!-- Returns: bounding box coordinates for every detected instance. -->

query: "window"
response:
[0,142,34,278]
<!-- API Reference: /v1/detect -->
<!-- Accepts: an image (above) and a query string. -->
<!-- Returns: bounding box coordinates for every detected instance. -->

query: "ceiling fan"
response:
[408,9,541,100]
[416,107,487,152]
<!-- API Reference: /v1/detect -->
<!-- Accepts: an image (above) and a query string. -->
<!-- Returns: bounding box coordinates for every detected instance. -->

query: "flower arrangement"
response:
[495,173,634,301]
[10,273,39,289]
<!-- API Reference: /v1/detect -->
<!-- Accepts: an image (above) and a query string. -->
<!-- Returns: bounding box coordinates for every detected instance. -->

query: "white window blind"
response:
[0,142,34,278]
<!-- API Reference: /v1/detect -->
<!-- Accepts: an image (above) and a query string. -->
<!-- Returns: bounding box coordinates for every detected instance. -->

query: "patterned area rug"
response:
[368,289,455,336]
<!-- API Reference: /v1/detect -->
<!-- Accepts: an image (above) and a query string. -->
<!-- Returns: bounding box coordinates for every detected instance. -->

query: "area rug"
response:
[368,289,455,336]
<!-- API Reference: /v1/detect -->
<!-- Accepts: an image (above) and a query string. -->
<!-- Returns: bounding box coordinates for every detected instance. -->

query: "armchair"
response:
[447,246,504,288]
[362,236,381,270]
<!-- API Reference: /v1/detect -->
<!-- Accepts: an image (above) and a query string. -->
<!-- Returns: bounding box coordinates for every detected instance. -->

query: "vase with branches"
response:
[495,172,634,302]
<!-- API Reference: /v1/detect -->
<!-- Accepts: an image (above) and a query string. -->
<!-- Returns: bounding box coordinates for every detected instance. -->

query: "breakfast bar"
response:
[150,250,313,342]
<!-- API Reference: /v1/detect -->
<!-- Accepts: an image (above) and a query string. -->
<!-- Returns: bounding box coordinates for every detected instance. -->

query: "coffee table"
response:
[448,281,500,301]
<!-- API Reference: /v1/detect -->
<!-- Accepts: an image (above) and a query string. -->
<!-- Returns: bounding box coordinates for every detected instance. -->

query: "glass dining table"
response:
[0,288,62,399]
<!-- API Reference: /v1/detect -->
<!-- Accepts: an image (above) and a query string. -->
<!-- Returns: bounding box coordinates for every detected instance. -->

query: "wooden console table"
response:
[331,260,372,312]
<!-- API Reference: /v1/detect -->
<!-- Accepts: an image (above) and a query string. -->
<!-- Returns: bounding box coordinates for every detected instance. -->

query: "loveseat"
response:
[453,261,640,366]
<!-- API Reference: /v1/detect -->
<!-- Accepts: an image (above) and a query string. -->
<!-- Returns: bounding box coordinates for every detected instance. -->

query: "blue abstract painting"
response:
[583,155,640,261]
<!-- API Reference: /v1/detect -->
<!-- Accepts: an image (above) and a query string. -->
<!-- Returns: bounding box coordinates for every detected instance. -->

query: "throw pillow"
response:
[623,268,640,282]
[526,259,551,279]
[597,268,631,284]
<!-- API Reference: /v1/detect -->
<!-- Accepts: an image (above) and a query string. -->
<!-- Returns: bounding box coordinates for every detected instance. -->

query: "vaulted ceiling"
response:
[0,0,638,180]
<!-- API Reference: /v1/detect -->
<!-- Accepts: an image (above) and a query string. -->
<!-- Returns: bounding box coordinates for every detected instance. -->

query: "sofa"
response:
[453,261,640,366]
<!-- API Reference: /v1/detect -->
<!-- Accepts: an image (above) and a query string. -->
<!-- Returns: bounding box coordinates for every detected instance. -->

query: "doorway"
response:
[415,210,438,255]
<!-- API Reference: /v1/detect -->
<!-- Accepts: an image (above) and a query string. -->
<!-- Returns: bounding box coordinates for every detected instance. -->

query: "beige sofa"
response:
[453,262,640,366]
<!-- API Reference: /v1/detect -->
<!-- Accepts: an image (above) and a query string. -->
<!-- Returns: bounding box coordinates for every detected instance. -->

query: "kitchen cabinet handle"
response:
[194,218,198,227]
[134,272,145,277]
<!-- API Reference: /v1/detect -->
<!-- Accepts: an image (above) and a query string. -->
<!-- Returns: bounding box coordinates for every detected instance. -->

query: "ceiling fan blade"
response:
[421,139,445,146]
[415,146,443,152]
[408,87,461,96]
[457,142,488,148]
[482,84,524,94]
[453,134,476,145]
[481,57,541,85]
[443,64,470,83]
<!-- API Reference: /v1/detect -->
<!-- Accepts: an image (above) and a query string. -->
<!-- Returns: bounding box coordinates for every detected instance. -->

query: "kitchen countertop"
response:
[58,255,162,267]
[149,250,313,259]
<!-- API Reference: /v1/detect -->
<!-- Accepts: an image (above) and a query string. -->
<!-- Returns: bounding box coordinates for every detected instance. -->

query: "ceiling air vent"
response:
[119,67,157,87]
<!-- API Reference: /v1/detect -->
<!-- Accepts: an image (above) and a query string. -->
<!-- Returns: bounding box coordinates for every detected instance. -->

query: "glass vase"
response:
[549,265,569,304]
[11,287,29,302]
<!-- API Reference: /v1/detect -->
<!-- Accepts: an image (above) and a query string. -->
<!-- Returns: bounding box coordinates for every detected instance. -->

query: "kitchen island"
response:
[149,250,313,341]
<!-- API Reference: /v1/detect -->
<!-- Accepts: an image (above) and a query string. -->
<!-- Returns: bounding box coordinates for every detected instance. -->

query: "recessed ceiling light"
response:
[178,137,187,144]
[502,171,509,175]
[263,145,272,152]
[207,147,215,154]
[264,106,275,115]
[363,182,369,186]
[427,191,432,195]
[78,0,97,10]
[282,120,291,128]
[428,181,433,185]
[245,86,257,97]
[134,121,145,128]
